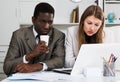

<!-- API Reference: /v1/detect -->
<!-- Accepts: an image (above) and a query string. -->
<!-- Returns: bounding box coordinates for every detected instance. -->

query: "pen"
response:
[113,57,117,62]
[102,57,107,62]
[109,53,114,63]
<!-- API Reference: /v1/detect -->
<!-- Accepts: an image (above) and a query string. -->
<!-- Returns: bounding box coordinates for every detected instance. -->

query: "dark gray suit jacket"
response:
[3,26,65,75]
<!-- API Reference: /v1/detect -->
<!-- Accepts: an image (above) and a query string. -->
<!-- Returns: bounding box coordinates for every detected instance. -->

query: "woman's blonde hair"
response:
[78,5,104,50]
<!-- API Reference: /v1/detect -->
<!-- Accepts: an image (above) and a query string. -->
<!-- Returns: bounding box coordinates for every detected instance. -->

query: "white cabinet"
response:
[0,45,8,80]
[0,46,8,63]
[0,0,19,45]
[104,0,120,27]
[0,46,8,73]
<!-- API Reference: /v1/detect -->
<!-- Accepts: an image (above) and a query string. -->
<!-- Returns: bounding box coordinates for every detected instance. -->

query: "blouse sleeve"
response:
[65,27,77,68]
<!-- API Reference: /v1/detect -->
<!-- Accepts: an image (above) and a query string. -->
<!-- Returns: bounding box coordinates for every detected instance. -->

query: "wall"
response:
[19,0,98,35]
[18,0,97,24]
[0,0,19,45]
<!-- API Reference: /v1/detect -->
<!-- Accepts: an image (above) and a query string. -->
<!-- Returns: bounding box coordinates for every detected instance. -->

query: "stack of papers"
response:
[8,71,70,81]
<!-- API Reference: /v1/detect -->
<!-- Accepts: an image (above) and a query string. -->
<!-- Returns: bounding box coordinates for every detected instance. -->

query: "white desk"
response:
[1,71,120,82]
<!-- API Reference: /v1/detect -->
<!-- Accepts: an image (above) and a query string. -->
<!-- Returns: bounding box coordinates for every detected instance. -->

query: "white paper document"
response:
[8,71,70,81]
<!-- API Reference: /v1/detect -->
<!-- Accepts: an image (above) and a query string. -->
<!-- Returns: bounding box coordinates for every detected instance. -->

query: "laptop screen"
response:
[71,43,120,75]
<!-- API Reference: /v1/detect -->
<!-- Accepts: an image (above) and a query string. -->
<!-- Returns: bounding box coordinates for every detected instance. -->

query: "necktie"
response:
[36,35,40,43]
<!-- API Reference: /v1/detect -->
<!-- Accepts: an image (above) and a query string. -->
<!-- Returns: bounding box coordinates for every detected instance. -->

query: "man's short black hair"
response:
[33,2,55,19]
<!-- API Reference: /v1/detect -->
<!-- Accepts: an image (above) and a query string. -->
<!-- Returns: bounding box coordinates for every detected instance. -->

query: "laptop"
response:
[53,43,120,75]
[52,67,72,74]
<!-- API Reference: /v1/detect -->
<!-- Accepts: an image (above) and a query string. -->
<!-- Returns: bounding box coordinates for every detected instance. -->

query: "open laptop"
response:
[52,67,72,74]
[53,43,120,75]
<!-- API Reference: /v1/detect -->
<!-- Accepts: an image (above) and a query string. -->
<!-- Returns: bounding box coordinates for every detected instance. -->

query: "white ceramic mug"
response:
[40,35,49,46]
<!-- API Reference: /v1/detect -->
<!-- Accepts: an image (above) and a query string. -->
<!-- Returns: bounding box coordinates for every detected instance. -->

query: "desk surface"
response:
[1,71,120,82]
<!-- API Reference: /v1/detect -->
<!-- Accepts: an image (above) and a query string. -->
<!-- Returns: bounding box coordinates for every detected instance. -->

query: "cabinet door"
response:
[0,0,19,45]
[0,46,8,62]
[0,46,8,73]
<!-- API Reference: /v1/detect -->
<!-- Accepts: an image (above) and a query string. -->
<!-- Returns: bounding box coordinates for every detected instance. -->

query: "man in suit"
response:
[3,2,65,76]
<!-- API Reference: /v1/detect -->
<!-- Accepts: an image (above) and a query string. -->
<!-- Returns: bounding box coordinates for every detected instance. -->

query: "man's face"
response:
[32,13,54,35]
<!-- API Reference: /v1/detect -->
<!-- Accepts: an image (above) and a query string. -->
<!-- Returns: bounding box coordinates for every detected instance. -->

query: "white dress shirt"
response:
[65,26,115,68]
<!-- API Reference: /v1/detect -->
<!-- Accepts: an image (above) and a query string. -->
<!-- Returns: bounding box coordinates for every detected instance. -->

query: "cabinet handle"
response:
[0,51,5,53]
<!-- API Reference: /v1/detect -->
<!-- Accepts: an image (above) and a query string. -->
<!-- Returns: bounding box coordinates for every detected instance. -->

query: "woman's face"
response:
[83,15,102,36]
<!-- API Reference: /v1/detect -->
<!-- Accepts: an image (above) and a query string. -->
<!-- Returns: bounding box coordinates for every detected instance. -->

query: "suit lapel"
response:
[25,27,54,50]
[48,28,53,47]
[25,26,36,50]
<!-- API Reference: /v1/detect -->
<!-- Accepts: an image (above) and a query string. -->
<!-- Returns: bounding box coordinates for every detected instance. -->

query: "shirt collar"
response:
[33,26,37,37]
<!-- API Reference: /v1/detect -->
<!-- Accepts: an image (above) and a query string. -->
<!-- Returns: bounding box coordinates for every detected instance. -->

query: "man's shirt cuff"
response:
[23,55,48,71]
[23,55,29,63]
[40,62,48,71]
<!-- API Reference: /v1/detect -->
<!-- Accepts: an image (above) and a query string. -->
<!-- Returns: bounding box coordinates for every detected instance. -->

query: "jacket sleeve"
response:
[3,32,23,75]
[44,31,65,70]
[65,27,77,68]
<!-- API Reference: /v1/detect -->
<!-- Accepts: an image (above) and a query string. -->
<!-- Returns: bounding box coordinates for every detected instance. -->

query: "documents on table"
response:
[8,71,71,81]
